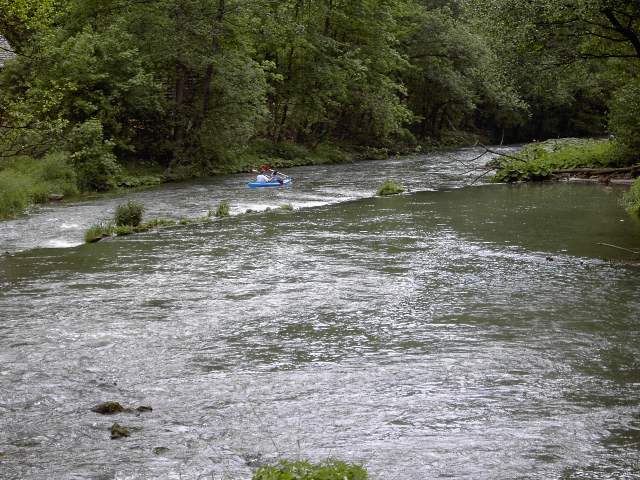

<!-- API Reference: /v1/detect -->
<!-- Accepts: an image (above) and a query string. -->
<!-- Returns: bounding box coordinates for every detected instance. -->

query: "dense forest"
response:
[0,0,638,196]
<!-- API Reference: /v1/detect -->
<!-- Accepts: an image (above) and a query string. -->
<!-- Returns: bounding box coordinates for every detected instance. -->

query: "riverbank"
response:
[491,138,640,216]
[0,140,424,220]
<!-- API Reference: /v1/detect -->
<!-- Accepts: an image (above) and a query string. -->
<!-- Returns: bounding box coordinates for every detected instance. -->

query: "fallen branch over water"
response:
[597,242,640,255]
[552,165,640,175]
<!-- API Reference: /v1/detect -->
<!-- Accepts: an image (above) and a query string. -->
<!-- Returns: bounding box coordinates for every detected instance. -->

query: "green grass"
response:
[493,139,637,183]
[253,460,368,480]
[85,222,115,243]
[377,179,405,196]
[214,200,230,217]
[0,152,79,219]
[84,217,177,243]
[622,178,640,218]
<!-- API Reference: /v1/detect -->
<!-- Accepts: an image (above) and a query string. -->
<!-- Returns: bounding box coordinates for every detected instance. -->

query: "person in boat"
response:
[269,169,285,184]
[255,165,272,183]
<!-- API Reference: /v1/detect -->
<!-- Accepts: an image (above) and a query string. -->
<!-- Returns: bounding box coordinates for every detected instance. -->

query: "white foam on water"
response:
[43,239,83,249]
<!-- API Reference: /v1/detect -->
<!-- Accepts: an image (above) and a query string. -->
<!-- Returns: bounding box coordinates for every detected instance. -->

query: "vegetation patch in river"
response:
[109,423,130,440]
[377,179,405,196]
[214,199,231,218]
[253,460,367,480]
[114,201,145,227]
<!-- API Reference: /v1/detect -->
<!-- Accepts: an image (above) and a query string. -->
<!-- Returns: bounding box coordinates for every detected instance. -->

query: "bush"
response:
[622,178,640,218]
[609,79,640,150]
[215,200,230,217]
[69,119,121,191]
[114,201,145,227]
[493,139,635,183]
[253,460,368,480]
[37,151,79,196]
[377,179,405,196]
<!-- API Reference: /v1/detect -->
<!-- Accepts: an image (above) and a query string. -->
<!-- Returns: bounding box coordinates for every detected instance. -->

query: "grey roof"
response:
[0,35,16,67]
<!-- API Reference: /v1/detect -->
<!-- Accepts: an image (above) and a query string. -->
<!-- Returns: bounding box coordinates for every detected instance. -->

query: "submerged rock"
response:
[91,402,124,415]
[153,447,170,456]
[136,405,153,413]
[110,423,130,439]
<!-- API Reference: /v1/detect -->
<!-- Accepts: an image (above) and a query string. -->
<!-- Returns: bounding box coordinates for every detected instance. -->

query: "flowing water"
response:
[1,148,640,480]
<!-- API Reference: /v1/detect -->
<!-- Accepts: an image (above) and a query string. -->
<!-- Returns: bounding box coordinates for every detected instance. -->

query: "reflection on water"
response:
[1,149,639,479]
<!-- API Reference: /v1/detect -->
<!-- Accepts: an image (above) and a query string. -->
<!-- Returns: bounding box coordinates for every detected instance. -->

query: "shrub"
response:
[253,460,368,480]
[377,179,405,196]
[114,201,145,227]
[37,151,78,196]
[622,178,640,218]
[493,139,635,183]
[609,79,640,150]
[69,119,121,191]
[215,200,230,217]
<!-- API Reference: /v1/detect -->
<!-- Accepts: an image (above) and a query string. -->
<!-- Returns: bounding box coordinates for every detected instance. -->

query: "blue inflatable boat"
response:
[247,177,293,188]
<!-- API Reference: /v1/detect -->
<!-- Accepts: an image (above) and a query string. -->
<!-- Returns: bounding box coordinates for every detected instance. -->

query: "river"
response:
[1,148,639,479]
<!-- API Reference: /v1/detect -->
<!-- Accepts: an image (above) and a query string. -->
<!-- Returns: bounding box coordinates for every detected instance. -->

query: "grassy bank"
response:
[492,138,638,183]
[0,152,79,219]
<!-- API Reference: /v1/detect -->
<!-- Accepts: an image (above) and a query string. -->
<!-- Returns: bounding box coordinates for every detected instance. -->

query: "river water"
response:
[1,148,640,479]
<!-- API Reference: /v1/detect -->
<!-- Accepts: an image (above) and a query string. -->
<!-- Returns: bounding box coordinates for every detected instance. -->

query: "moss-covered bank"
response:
[491,138,638,183]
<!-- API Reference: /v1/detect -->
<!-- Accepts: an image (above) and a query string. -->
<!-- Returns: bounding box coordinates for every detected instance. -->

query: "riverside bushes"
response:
[493,139,636,183]
[0,152,78,219]
[623,178,640,218]
[253,461,367,480]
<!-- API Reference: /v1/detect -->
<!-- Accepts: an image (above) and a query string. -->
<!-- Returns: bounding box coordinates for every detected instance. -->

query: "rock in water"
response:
[110,423,130,439]
[91,402,124,414]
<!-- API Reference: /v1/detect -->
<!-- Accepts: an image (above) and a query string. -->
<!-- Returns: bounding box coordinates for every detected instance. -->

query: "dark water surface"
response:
[1,149,640,479]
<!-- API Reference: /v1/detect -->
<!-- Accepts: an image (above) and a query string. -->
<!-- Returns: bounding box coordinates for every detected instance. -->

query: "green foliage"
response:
[253,460,368,480]
[69,120,120,191]
[377,179,405,196]
[84,216,176,243]
[142,218,176,229]
[622,178,640,218]
[609,79,640,150]
[0,169,32,218]
[84,221,114,243]
[492,139,634,183]
[114,200,145,227]
[214,200,230,218]
[0,152,78,218]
